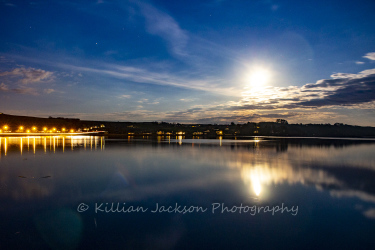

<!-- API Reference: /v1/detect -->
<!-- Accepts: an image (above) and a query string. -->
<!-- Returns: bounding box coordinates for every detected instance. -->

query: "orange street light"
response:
[26,129,30,133]
[53,128,56,131]
[19,126,24,131]
[32,126,37,131]
[70,129,74,133]
[3,125,8,130]
[62,128,66,132]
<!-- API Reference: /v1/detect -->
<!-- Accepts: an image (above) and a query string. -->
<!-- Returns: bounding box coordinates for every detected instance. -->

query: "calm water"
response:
[0,136,375,250]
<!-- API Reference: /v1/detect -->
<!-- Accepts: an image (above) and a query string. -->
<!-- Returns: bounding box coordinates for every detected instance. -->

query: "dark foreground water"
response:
[0,136,375,250]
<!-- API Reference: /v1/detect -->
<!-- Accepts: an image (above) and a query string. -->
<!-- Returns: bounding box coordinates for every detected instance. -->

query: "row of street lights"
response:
[1,125,75,133]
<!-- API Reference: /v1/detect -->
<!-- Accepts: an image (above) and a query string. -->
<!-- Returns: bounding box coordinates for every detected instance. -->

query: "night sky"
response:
[1,0,375,125]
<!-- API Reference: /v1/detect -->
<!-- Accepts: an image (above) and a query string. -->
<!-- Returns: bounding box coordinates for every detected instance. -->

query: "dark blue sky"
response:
[1,0,375,125]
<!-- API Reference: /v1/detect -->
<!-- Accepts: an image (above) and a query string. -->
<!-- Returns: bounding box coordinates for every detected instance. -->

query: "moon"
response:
[248,68,270,87]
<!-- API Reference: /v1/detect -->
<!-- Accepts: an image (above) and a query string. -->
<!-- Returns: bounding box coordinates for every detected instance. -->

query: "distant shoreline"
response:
[1,113,375,138]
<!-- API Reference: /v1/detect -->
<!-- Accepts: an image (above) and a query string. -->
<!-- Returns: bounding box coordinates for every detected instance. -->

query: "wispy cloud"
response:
[363,52,375,61]
[43,88,55,94]
[56,62,237,95]
[193,113,297,124]
[1,53,238,95]
[0,67,54,95]
[3,2,16,7]
[119,94,131,99]
[135,1,188,57]
[0,55,14,63]
[0,67,54,84]
[180,98,195,102]
[0,83,8,91]
[0,83,38,95]
[137,98,148,103]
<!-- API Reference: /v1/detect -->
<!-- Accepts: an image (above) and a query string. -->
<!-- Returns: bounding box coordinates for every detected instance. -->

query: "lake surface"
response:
[1,136,375,249]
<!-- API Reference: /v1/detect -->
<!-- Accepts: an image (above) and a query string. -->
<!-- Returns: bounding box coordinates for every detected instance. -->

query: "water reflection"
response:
[1,136,375,249]
[2,136,373,206]
[0,136,104,156]
[241,166,263,197]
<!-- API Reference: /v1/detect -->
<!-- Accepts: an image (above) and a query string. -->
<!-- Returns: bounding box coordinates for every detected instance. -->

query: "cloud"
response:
[135,98,161,105]
[137,98,149,103]
[58,62,236,95]
[3,54,237,95]
[148,101,159,105]
[225,68,375,113]
[180,98,194,102]
[0,67,54,84]
[355,61,364,65]
[44,89,55,94]
[4,3,16,7]
[0,82,38,95]
[136,1,188,57]
[0,67,54,95]
[163,67,375,124]
[119,94,131,99]
[193,112,297,124]
[363,52,375,61]
[126,0,245,69]
[12,88,38,95]
[296,70,375,108]
[0,55,14,63]
[0,83,9,91]
[271,4,279,11]
[166,108,203,118]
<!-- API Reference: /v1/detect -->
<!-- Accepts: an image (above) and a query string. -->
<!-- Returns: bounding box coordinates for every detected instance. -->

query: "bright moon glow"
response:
[241,167,265,197]
[248,68,271,87]
[252,177,262,196]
